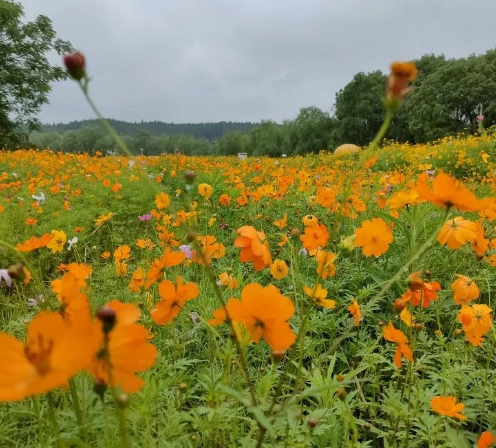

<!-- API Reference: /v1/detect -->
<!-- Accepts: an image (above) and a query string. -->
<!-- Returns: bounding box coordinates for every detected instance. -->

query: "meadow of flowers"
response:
[1,60,496,448]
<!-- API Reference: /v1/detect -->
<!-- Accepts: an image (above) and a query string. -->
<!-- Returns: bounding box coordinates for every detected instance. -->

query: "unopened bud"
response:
[178,382,188,392]
[336,387,347,401]
[364,422,371,431]
[186,231,197,242]
[97,306,116,333]
[8,263,25,280]
[93,378,107,399]
[307,418,318,428]
[393,298,407,314]
[63,52,86,81]
[117,393,129,409]
[271,350,285,363]
[290,228,300,238]
[336,374,345,381]
[183,170,196,184]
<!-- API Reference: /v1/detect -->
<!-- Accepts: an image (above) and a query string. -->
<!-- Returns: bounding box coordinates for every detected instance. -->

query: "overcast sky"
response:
[21,0,496,124]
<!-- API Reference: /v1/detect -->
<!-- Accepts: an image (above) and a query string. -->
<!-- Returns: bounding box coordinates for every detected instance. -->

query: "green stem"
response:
[46,393,63,448]
[69,378,84,435]
[369,109,394,149]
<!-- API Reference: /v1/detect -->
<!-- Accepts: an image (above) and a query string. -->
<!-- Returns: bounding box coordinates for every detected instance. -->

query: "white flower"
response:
[68,237,78,250]
[32,192,46,204]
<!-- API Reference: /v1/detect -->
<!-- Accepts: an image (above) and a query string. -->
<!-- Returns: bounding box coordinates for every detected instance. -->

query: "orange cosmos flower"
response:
[387,189,422,210]
[270,259,289,280]
[16,233,53,252]
[383,322,413,368]
[451,274,479,305]
[51,272,92,326]
[191,235,226,265]
[416,173,485,211]
[437,217,477,249]
[234,226,272,271]
[457,304,492,346]
[46,230,66,253]
[386,62,417,106]
[226,283,296,352]
[114,245,131,263]
[90,301,157,393]
[303,284,336,309]
[101,251,111,260]
[155,192,170,209]
[25,218,38,226]
[355,218,393,257]
[472,222,489,257]
[405,280,441,308]
[136,238,155,250]
[128,267,146,292]
[150,277,199,325]
[300,222,329,253]
[0,311,101,401]
[198,183,213,198]
[208,298,238,326]
[348,300,361,326]
[315,250,337,278]
[145,247,186,289]
[478,432,495,448]
[302,215,318,227]
[273,214,287,230]
[430,396,466,420]
[218,272,239,289]
[219,194,231,206]
[316,187,336,208]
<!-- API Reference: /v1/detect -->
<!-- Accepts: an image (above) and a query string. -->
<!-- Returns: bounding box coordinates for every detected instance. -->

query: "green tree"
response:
[407,54,496,142]
[0,1,72,147]
[333,71,387,146]
[286,107,335,154]
[250,120,288,157]
[217,131,251,155]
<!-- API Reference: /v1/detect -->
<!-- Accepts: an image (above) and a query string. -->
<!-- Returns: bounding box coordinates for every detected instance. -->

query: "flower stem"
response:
[46,392,63,448]
[69,378,84,435]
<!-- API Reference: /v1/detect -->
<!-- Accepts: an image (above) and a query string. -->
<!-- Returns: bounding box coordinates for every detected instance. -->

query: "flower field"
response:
[1,133,496,447]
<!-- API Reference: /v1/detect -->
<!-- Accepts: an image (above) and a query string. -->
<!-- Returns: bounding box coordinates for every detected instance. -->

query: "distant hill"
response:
[41,119,258,141]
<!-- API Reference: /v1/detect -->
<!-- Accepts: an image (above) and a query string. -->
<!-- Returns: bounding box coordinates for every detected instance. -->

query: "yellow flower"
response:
[304,284,336,309]
[270,259,289,280]
[198,183,213,199]
[46,230,66,253]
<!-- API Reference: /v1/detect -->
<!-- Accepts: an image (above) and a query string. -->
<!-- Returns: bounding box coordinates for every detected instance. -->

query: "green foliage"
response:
[0,0,72,147]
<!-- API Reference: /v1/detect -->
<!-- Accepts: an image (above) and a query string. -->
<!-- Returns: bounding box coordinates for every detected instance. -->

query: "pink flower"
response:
[179,245,193,259]
[138,214,152,222]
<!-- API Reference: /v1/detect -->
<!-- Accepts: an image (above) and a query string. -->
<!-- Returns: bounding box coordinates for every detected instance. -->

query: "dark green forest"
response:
[29,48,496,156]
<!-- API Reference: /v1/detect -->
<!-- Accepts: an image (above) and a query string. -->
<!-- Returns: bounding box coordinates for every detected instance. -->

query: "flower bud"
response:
[97,306,116,333]
[117,393,129,409]
[183,170,196,184]
[385,61,417,111]
[307,418,318,428]
[93,378,107,399]
[7,263,25,280]
[271,350,285,363]
[63,52,86,81]
[178,382,188,392]
[393,298,407,314]
[336,374,345,381]
[336,387,347,401]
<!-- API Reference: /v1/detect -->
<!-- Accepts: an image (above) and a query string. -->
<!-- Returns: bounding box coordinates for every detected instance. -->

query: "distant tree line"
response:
[28,48,496,156]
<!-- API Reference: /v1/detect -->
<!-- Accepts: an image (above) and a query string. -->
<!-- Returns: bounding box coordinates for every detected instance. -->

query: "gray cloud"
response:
[21,0,496,124]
